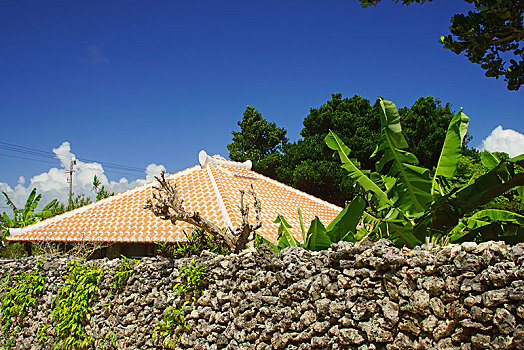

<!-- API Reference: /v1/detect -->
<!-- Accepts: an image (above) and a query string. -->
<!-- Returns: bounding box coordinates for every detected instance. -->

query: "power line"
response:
[0,141,149,174]
[0,153,150,178]
[0,153,59,165]
[0,142,56,159]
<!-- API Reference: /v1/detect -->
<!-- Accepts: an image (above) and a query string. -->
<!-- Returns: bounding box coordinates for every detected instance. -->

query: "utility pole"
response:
[66,156,77,209]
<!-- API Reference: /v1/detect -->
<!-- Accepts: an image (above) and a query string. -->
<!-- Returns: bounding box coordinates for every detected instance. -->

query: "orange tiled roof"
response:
[8,152,342,244]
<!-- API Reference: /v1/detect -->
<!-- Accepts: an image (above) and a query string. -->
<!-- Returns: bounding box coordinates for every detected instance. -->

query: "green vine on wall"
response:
[0,259,46,350]
[153,259,206,349]
[110,255,138,295]
[45,259,102,350]
[97,256,138,349]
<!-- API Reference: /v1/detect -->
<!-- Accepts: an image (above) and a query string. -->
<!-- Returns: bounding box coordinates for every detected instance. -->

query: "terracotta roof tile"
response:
[8,155,342,244]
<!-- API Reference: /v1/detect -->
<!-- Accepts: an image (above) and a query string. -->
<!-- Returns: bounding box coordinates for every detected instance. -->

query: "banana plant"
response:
[1,189,59,243]
[261,196,367,252]
[448,209,524,245]
[326,97,523,247]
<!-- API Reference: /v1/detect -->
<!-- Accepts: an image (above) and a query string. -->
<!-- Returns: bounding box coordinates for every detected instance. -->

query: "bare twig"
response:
[32,241,60,256]
[144,171,262,253]
[230,184,262,252]
[68,239,111,260]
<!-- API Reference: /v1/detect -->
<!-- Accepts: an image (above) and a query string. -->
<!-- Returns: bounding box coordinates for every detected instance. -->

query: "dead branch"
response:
[144,171,262,253]
[231,184,262,252]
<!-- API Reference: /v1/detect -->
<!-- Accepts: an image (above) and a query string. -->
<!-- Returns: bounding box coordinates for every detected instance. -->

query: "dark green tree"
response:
[273,94,455,207]
[398,96,456,169]
[227,107,288,178]
[361,0,524,90]
[229,95,460,207]
[275,94,380,206]
[453,152,524,215]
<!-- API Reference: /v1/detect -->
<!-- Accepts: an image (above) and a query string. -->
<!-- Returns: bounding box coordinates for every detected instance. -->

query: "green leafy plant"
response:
[259,199,367,252]
[153,259,206,348]
[102,332,117,348]
[48,259,102,350]
[0,259,46,349]
[92,175,114,202]
[97,256,138,349]
[155,227,230,259]
[110,255,138,294]
[1,188,59,245]
[326,97,524,247]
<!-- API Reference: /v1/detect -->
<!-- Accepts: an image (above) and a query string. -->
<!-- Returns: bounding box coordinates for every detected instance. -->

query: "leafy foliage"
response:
[327,97,524,247]
[1,188,59,242]
[448,209,524,244]
[227,106,288,178]
[452,152,524,215]
[156,228,230,259]
[361,0,524,90]
[110,256,138,294]
[0,189,60,258]
[0,259,46,349]
[398,97,462,171]
[276,94,381,206]
[230,94,457,207]
[154,259,206,348]
[91,175,114,202]
[258,197,367,252]
[46,259,103,350]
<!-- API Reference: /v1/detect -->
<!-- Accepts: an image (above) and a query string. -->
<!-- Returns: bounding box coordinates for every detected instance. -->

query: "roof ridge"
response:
[8,165,202,239]
[199,150,252,170]
[209,164,248,229]
[206,165,233,230]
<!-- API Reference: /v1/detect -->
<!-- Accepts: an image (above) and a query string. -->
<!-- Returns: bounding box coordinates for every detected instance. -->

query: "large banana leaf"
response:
[1,212,15,228]
[35,199,59,220]
[511,154,524,163]
[326,196,366,243]
[381,219,421,248]
[431,109,469,195]
[417,159,524,237]
[387,163,432,219]
[297,208,307,245]
[2,191,18,212]
[26,194,41,222]
[274,215,301,248]
[325,131,392,208]
[255,234,280,253]
[375,98,432,215]
[453,161,524,214]
[304,217,332,251]
[23,188,39,220]
[448,209,524,244]
[480,151,500,169]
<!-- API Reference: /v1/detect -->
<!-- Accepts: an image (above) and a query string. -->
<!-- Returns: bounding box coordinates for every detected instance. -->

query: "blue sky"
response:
[1,0,523,208]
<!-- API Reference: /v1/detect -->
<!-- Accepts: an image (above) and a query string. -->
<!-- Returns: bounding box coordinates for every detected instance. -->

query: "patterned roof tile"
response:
[8,155,342,244]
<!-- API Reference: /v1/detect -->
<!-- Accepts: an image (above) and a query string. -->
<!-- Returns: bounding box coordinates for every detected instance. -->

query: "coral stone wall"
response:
[0,240,523,350]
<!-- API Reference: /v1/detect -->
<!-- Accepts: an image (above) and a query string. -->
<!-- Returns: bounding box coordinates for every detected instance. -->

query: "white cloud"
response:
[0,141,166,212]
[86,45,109,65]
[145,163,166,182]
[477,126,524,158]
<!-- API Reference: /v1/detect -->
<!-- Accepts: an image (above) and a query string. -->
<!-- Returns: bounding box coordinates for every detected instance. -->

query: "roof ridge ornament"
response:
[199,150,252,170]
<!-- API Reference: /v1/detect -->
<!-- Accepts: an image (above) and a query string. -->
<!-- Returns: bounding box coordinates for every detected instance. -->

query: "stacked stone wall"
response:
[0,240,523,349]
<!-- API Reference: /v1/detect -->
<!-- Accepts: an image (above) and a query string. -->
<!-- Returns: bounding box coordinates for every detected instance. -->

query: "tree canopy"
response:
[227,106,288,178]
[361,0,524,90]
[229,94,458,207]
[276,94,381,206]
